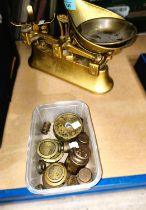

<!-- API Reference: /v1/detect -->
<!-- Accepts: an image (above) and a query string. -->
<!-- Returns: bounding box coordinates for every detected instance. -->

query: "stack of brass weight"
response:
[35,113,93,189]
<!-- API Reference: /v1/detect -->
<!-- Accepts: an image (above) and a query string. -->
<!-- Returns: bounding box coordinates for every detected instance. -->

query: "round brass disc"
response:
[53,113,83,142]
[77,167,92,183]
[43,163,67,187]
[37,139,59,159]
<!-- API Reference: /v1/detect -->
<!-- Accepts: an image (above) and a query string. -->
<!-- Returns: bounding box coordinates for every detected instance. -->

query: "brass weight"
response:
[41,121,51,135]
[37,139,59,159]
[53,113,83,142]
[77,167,92,184]
[36,160,46,174]
[65,147,90,175]
[42,163,67,188]
[37,139,64,163]
[76,132,89,148]
[66,174,79,186]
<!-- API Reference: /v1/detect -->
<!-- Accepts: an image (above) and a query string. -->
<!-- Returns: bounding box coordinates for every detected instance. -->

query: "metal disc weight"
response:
[53,113,83,142]
[42,163,67,187]
[37,139,59,159]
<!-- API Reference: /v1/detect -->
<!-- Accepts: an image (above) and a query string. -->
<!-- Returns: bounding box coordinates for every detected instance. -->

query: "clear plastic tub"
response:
[26,100,102,195]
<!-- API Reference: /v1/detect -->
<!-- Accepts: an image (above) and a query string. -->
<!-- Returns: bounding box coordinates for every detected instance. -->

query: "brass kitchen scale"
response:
[12,0,137,94]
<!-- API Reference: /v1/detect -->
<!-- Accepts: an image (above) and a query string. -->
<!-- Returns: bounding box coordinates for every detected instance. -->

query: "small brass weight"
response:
[11,0,137,94]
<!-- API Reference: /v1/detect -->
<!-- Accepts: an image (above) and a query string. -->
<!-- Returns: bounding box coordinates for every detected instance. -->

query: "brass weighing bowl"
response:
[77,17,137,46]
[69,16,137,53]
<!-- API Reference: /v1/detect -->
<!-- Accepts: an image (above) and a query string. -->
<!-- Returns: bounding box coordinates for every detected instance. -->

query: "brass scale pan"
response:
[70,16,137,52]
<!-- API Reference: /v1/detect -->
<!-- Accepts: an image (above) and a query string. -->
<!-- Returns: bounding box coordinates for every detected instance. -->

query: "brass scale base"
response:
[29,46,113,94]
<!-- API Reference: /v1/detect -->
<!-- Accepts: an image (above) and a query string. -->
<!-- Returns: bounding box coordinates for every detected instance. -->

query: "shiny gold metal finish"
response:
[65,147,90,175]
[71,18,136,54]
[53,113,83,142]
[63,40,96,60]
[63,142,71,153]
[77,167,92,184]
[67,0,124,28]
[37,139,59,159]
[29,46,114,94]
[37,139,64,163]
[93,65,114,94]
[77,17,137,47]
[39,34,59,45]
[57,15,69,41]
[53,44,62,58]
[42,163,67,188]
[12,0,137,94]
[41,122,51,135]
